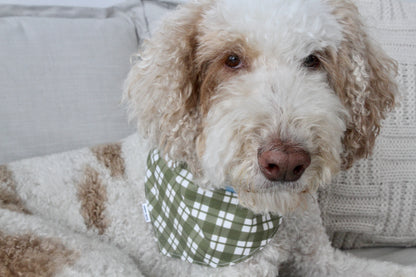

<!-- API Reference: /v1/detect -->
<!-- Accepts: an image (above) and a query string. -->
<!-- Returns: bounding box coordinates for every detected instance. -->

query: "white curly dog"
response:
[1,0,415,276]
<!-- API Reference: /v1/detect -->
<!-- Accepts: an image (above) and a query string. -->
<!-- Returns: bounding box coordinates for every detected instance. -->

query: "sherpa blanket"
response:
[0,134,149,276]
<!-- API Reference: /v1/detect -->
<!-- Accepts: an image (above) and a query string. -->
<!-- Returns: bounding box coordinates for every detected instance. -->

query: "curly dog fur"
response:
[124,0,396,214]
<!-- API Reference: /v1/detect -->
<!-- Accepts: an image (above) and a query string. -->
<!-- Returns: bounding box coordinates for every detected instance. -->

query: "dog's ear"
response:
[323,0,398,169]
[124,2,209,161]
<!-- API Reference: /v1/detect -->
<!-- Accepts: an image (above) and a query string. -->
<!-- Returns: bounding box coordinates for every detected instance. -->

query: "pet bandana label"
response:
[142,203,151,223]
[144,149,282,268]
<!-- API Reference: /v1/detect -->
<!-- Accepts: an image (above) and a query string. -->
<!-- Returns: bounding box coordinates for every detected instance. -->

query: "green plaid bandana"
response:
[144,149,282,268]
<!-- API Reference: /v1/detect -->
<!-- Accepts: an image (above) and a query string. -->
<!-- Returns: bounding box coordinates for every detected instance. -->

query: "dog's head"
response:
[124,0,397,214]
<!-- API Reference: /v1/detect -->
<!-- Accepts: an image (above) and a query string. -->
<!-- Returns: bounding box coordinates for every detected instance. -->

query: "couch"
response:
[1,0,415,269]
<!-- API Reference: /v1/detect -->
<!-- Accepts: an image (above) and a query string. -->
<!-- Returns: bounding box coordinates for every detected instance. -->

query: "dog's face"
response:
[125,0,397,214]
[196,0,347,213]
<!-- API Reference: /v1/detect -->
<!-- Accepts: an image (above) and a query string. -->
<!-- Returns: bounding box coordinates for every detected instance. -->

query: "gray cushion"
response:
[0,0,145,164]
[142,0,179,36]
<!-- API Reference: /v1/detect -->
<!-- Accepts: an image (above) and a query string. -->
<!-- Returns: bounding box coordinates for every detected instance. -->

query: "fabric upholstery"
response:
[0,0,145,164]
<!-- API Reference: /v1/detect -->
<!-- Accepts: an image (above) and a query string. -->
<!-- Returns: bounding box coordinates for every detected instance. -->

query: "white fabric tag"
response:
[142,203,151,223]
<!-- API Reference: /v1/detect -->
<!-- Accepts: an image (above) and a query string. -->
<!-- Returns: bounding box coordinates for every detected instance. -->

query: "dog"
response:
[1,0,415,276]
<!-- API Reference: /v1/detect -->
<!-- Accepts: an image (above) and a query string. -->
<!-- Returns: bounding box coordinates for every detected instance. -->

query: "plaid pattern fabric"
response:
[144,149,282,268]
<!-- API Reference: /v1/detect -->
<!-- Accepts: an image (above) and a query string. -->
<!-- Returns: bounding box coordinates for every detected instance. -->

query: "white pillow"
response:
[320,0,416,249]
[0,0,145,164]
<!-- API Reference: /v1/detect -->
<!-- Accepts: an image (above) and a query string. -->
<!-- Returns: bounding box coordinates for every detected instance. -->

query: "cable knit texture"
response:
[320,0,416,249]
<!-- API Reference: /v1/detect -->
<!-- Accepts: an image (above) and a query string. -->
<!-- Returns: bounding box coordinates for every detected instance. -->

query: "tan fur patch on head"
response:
[0,165,31,214]
[77,166,109,235]
[123,1,212,170]
[195,37,258,115]
[91,143,125,178]
[0,232,77,276]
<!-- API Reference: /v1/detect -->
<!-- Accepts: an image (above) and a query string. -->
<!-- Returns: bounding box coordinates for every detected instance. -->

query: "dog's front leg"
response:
[277,197,416,277]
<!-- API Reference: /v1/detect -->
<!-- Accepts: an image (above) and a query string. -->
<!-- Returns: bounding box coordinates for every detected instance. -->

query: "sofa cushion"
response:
[142,0,180,36]
[319,0,416,249]
[0,0,145,164]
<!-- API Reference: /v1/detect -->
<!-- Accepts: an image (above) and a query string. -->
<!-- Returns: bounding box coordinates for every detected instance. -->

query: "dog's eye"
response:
[225,54,242,69]
[303,55,320,69]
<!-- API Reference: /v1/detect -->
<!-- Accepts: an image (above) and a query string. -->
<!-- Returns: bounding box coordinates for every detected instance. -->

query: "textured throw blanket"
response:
[319,0,416,249]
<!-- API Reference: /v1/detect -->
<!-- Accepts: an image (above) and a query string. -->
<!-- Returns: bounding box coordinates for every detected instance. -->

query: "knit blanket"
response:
[319,0,416,249]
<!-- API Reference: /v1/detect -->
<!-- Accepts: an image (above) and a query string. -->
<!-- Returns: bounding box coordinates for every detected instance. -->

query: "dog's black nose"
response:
[258,141,311,182]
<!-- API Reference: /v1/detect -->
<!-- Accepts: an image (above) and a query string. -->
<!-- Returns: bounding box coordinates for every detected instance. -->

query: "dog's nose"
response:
[258,142,311,182]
